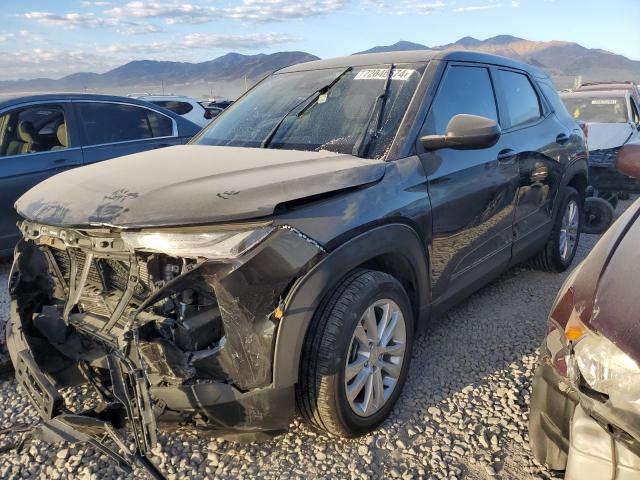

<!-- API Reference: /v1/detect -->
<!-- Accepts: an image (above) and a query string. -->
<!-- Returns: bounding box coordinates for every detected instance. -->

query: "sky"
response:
[1,0,639,81]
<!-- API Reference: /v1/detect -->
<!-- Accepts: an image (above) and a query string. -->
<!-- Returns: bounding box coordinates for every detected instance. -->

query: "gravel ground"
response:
[0,198,634,480]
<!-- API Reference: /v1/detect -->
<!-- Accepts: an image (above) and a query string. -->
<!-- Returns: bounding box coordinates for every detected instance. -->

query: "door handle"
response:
[556,133,569,145]
[54,158,68,164]
[497,149,516,163]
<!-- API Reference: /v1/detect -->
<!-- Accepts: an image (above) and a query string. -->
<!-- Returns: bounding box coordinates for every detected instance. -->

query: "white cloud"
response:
[81,1,112,6]
[0,34,14,43]
[511,0,520,6]
[453,4,501,12]
[365,0,446,15]
[104,32,295,53]
[105,0,348,24]
[24,11,114,28]
[0,48,114,80]
[23,11,162,35]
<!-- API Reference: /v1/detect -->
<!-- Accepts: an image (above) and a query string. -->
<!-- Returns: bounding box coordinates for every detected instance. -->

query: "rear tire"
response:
[531,187,581,272]
[296,270,414,437]
[583,196,614,234]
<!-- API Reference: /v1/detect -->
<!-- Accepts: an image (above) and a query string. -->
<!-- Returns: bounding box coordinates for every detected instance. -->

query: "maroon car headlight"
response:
[571,326,640,397]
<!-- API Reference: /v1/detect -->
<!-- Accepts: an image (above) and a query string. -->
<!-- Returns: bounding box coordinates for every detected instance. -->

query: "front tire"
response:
[531,186,582,272]
[296,270,414,437]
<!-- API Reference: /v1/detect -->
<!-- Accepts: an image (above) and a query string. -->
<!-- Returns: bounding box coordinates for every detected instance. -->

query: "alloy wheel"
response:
[344,299,407,417]
[559,199,579,261]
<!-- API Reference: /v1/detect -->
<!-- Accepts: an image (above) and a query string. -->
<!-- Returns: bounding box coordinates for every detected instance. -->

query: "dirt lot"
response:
[0,198,634,480]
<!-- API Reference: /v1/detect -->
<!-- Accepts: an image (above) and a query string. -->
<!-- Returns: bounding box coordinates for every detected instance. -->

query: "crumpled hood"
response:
[16,145,385,228]
[587,122,634,151]
[569,198,640,361]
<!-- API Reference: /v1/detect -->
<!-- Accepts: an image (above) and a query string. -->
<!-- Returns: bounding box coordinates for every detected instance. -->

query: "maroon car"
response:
[529,142,640,479]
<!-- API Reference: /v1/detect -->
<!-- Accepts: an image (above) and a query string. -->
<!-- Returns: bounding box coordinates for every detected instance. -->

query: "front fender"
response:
[272,223,430,389]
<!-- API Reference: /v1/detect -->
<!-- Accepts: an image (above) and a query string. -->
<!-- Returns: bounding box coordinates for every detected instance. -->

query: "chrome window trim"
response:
[0,146,82,161]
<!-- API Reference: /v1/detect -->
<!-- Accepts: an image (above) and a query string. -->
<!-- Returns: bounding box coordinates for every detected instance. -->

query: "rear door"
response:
[492,68,564,257]
[74,101,181,165]
[418,63,520,306]
[0,102,83,251]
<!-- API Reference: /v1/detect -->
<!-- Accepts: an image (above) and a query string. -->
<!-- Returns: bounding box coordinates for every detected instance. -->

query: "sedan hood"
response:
[568,198,640,361]
[16,145,385,228]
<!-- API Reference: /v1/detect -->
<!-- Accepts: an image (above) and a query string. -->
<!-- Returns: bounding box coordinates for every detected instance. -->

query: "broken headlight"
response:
[573,327,640,396]
[121,227,273,259]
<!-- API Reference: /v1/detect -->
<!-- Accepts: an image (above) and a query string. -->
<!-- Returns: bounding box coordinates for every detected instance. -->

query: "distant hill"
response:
[2,36,639,94]
[0,51,319,93]
[355,36,640,87]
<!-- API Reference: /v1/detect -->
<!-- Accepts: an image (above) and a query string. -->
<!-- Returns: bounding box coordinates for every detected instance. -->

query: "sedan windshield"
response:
[562,95,629,123]
[193,64,425,159]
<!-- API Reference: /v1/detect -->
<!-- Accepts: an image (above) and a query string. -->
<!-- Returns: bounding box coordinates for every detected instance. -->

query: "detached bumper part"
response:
[529,363,579,470]
[566,406,640,480]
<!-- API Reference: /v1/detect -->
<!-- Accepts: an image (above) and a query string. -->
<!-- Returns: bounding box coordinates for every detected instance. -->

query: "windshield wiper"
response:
[260,67,352,149]
[352,64,395,158]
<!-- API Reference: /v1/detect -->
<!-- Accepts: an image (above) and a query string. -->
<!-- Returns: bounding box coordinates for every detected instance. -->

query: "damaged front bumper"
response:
[530,355,640,474]
[5,220,325,474]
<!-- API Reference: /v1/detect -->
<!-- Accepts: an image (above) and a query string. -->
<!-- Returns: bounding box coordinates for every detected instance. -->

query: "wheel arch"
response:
[272,223,430,388]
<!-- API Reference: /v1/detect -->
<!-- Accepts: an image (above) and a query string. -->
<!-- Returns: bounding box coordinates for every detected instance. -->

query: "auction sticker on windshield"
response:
[354,69,415,81]
[592,99,619,105]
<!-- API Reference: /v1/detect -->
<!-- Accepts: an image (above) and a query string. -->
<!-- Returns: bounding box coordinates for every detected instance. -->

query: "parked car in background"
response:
[6,51,587,476]
[530,141,640,480]
[0,93,200,255]
[201,104,224,121]
[133,94,212,127]
[201,99,234,110]
[576,81,640,106]
[561,89,640,232]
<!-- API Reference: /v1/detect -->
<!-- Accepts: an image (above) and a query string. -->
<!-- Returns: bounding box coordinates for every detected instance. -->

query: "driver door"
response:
[418,63,520,310]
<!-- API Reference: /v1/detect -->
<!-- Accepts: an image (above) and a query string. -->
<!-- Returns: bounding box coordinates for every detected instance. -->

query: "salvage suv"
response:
[6,51,587,474]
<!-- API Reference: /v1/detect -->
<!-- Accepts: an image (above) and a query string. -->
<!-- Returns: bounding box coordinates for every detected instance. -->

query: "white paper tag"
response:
[354,69,415,81]
[591,99,618,105]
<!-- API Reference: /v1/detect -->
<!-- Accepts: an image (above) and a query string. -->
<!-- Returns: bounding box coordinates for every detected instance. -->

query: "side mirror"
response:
[615,141,640,178]
[420,114,501,151]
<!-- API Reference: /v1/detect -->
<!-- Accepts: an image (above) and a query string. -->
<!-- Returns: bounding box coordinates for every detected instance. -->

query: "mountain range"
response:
[356,35,640,87]
[1,35,639,95]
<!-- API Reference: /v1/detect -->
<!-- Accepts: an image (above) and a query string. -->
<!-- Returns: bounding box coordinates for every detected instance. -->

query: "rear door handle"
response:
[556,133,569,145]
[497,148,516,163]
[54,158,68,164]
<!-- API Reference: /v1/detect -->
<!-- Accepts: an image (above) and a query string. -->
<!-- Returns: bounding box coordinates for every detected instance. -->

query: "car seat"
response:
[5,121,39,156]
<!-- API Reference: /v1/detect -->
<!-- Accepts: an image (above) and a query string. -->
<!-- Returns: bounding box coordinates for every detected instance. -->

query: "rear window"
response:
[562,96,629,123]
[77,102,173,145]
[496,70,542,128]
[151,100,194,116]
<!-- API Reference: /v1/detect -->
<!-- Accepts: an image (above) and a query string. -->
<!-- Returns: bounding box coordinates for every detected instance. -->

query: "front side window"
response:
[424,65,498,135]
[194,63,426,159]
[562,95,629,124]
[76,103,173,146]
[0,104,68,157]
[497,70,542,128]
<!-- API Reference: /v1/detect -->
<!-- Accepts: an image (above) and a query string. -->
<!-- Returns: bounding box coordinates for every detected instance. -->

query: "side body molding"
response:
[272,223,430,388]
